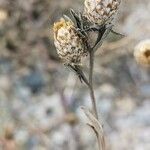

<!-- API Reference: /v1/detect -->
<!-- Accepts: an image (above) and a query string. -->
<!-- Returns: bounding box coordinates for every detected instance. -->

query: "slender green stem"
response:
[89,51,99,120]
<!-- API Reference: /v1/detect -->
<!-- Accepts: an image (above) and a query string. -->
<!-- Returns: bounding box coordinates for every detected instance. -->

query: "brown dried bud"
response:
[134,39,150,67]
[53,18,88,64]
[84,0,121,25]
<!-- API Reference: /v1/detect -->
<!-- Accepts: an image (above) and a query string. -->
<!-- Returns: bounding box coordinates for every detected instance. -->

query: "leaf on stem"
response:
[93,24,113,51]
[66,64,89,86]
[70,9,83,30]
[81,107,106,150]
[110,29,125,38]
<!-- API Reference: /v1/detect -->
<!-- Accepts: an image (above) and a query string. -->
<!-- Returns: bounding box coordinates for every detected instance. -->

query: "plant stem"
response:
[89,51,106,150]
[89,51,99,120]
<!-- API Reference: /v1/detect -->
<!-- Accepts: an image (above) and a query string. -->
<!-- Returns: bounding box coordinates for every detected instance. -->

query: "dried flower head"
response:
[134,39,150,67]
[53,18,88,64]
[84,0,121,25]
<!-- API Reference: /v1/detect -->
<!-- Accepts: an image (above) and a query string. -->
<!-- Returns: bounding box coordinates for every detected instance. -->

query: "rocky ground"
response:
[0,0,150,150]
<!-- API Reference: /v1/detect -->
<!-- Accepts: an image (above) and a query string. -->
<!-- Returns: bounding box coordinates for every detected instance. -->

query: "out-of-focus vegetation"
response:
[0,0,150,149]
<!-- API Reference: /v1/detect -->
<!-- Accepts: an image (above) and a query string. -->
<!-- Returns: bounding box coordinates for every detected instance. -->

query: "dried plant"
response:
[134,39,150,67]
[53,0,122,149]
[53,18,88,64]
[84,0,121,25]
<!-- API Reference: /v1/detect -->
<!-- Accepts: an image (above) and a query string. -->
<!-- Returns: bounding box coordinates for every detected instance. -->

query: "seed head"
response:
[84,0,121,25]
[53,18,88,64]
[134,39,150,67]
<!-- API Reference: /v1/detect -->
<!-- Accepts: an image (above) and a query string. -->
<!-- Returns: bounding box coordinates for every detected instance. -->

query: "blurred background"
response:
[0,0,150,149]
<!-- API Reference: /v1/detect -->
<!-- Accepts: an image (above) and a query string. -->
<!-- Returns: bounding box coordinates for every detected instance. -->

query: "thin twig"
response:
[88,50,106,150]
[89,50,99,120]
